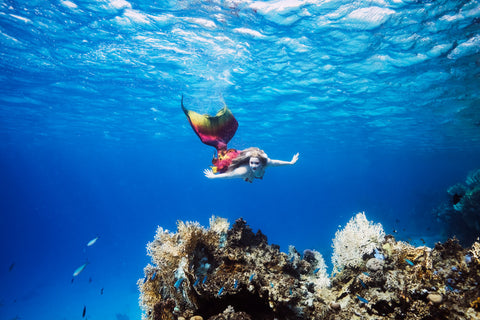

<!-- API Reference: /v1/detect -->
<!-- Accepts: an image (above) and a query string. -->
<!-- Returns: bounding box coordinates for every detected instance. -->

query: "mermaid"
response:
[181,96,299,182]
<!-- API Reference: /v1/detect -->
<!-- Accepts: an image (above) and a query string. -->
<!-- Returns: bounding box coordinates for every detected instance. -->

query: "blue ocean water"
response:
[0,0,479,319]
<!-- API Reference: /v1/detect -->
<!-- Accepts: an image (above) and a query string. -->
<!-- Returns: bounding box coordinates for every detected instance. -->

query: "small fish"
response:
[233,279,238,289]
[87,236,99,247]
[82,305,86,317]
[270,282,274,288]
[357,295,369,304]
[193,278,200,286]
[73,262,88,277]
[89,277,92,283]
[217,287,224,296]
[359,278,367,288]
[289,288,293,295]
[405,259,414,266]
[202,275,207,285]
[100,288,104,295]
[249,273,255,282]
[9,263,15,272]
[174,278,184,289]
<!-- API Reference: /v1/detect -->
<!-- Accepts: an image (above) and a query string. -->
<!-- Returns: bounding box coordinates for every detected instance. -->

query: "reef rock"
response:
[436,168,480,244]
[139,216,480,320]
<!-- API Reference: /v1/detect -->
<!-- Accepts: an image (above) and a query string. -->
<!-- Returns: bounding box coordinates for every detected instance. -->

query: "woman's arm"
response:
[267,153,299,167]
[204,166,249,179]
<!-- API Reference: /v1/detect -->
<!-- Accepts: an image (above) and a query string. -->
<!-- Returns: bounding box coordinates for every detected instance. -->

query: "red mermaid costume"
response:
[181,96,240,173]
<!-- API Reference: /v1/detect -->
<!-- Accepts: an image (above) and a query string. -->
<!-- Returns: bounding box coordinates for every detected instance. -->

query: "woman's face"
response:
[249,157,262,172]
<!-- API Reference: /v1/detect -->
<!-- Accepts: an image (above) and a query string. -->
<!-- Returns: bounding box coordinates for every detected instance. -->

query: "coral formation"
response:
[436,168,480,244]
[331,212,385,274]
[328,236,480,319]
[139,216,330,320]
[139,214,480,320]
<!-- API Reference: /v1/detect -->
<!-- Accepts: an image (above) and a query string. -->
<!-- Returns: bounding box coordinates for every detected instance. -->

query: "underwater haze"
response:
[1,0,479,319]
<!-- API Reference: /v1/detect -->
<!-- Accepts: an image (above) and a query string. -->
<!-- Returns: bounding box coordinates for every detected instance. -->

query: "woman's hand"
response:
[290,153,299,165]
[204,169,216,179]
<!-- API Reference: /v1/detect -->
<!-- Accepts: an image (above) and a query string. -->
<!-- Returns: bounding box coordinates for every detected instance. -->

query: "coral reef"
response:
[139,214,480,320]
[332,212,385,274]
[139,216,330,320]
[436,168,480,244]
[328,236,480,319]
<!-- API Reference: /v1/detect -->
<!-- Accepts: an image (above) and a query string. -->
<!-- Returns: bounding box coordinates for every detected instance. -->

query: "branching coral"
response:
[139,216,229,320]
[470,241,480,264]
[331,212,385,273]
[139,217,332,320]
[302,249,330,289]
[139,214,480,320]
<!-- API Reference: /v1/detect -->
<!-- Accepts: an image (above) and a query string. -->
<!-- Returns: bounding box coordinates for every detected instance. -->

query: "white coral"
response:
[310,250,330,289]
[146,226,180,269]
[209,215,230,234]
[209,215,229,247]
[332,212,385,273]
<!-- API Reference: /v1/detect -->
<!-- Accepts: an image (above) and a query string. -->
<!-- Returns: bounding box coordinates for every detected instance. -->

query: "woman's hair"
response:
[228,147,268,171]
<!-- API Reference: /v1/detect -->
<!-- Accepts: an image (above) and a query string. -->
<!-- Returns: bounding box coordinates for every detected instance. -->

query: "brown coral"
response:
[153,299,176,320]
[139,217,480,320]
[139,217,332,320]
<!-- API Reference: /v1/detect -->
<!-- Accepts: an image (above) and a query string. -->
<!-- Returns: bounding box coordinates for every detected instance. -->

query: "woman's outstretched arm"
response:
[267,153,299,167]
[204,166,249,179]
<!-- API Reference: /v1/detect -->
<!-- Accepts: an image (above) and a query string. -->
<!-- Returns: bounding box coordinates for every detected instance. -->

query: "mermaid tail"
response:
[181,96,238,151]
[211,148,241,173]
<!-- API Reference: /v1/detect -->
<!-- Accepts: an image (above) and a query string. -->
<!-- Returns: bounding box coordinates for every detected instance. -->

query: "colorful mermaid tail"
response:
[211,148,241,173]
[181,95,238,151]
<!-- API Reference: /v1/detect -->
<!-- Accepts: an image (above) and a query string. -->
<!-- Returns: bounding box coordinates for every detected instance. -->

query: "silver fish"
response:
[87,236,99,247]
[73,262,88,277]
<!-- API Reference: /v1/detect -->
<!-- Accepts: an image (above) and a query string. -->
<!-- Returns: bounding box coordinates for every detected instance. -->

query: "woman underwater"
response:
[182,96,299,183]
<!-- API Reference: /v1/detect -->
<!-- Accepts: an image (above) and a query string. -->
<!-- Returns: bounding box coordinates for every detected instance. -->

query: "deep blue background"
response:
[1,0,480,319]
[1,129,479,319]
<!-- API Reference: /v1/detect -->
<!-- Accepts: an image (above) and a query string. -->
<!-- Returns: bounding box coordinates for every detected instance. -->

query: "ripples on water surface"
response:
[1,0,479,151]
[0,1,480,320]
